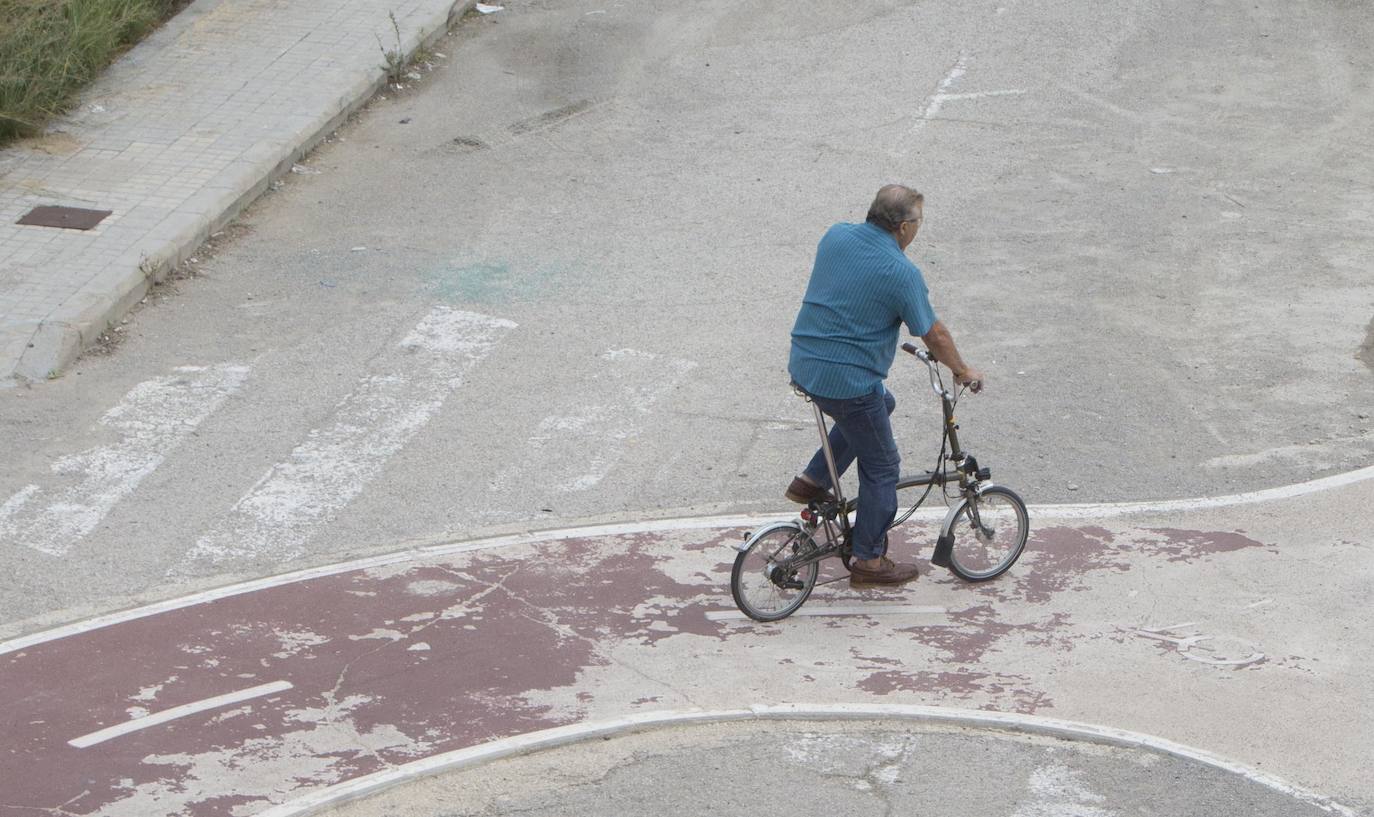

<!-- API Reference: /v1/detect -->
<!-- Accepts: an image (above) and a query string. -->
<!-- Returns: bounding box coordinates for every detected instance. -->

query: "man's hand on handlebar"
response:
[900,342,986,394]
[917,320,984,393]
[952,366,985,394]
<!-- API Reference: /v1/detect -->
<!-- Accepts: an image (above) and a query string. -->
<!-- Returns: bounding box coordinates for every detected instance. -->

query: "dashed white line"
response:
[68,680,293,749]
[0,364,250,557]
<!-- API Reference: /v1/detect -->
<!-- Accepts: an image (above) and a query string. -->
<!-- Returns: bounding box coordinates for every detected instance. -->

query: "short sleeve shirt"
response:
[788,222,938,399]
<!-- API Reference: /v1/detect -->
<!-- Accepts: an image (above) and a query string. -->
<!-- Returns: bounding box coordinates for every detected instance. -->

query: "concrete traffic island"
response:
[314,717,1348,817]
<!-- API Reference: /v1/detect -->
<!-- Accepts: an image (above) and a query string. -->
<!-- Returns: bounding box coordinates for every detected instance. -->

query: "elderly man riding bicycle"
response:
[787,184,984,588]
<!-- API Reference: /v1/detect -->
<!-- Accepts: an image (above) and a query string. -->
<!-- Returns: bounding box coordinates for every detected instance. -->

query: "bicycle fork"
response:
[932,489,995,567]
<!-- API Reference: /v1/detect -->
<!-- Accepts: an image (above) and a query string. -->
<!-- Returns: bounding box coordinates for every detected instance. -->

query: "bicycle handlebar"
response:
[900,342,980,397]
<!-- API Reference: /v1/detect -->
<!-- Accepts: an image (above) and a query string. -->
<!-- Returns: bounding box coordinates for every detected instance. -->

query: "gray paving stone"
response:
[0,0,476,384]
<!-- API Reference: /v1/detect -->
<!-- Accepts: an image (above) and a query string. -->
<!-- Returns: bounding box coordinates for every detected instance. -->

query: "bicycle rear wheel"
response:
[731,522,820,621]
[944,486,1028,581]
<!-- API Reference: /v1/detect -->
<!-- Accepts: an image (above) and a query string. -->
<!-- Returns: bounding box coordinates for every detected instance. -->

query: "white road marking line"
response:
[896,51,1025,154]
[181,308,516,566]
[0,365,250,557]
[705,605,948,622]
[1129,625,1265,668]
[1027,464,1374,516]
[495,348,696,494]
[68,680,292,748]
[254,705,1360,817]
[920,51,970,123]
[6,463,1372,655]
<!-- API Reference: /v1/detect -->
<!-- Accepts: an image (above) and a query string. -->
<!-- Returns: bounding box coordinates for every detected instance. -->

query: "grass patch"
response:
[0,0,187,144]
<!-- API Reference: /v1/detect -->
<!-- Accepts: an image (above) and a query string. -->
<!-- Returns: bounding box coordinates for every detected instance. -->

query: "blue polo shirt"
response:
[789,221,938,399]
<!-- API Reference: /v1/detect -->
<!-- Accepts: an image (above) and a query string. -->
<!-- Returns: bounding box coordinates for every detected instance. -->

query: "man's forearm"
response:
[921,321,970,376]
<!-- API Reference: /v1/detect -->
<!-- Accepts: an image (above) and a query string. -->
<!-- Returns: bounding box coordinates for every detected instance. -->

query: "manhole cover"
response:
[16,205,112,231]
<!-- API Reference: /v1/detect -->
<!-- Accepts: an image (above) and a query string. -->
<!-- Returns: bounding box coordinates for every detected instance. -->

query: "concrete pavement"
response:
[0,0,475,384]
[3,475,1370,815]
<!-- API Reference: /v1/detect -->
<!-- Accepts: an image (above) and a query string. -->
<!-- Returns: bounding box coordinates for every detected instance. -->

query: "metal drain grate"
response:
[16,205,112,231]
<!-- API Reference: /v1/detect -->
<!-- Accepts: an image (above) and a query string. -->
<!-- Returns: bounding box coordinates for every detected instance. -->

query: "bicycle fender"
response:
[733,520,803,553]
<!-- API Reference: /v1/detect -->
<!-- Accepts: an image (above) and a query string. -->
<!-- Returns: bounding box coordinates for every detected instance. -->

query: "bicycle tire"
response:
[944,486,1029,581]
[730,522,819,621]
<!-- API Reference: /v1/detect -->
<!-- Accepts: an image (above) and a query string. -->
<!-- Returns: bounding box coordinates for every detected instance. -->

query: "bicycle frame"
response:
[788,348,993,569]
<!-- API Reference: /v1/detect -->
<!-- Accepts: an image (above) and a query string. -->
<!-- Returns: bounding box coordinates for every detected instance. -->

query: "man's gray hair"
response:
[865,184,924,233]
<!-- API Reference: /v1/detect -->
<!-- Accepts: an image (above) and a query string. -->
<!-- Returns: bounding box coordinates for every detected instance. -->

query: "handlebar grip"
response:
[900,342,919,356]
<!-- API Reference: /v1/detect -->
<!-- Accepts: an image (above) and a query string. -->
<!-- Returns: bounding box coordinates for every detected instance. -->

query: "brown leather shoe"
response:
[849,557,920,587]
[785,476,834,504]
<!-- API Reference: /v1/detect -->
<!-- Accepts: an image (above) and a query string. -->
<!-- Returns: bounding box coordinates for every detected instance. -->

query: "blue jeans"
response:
[800,386,899,561]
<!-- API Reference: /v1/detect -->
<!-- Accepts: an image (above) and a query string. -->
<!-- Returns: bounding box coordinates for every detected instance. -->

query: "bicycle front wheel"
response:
[945,486,1029,581]
[731,522,820,621]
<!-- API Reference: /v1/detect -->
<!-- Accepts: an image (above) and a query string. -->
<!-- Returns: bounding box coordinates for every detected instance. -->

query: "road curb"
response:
[9,0,478,383]
[255,705,1361,817]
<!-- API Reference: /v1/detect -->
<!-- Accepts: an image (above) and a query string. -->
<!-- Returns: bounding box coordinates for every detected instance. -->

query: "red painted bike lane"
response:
[2,515,1366,816]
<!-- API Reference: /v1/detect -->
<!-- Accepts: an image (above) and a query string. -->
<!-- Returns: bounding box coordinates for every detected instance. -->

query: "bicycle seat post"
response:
[810,399,846,506]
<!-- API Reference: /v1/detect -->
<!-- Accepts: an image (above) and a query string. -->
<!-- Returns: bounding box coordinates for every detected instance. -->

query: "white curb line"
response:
[255,704,1359,817]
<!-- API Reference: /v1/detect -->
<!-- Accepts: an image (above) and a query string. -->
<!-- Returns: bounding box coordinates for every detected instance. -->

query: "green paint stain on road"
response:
[422,258,565,304]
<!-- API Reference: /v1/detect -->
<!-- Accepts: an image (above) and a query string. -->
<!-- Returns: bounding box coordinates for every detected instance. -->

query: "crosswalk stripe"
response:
[179,307,516,568]
[0,364,250,557]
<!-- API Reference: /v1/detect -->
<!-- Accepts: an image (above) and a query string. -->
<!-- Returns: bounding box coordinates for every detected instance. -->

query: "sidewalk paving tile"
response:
[0,0,475,385]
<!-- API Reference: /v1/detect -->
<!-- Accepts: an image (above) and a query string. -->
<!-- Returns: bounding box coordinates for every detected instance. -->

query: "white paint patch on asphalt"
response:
[494,348,696,494]
[69,680,293,748]
[0,365,250,557]
[180,308,516,567]
[1015,764,1117,816]
[939,89,1027,101]
[705,604,949,622]
[131,678,176,703]
[94,695,426,817]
